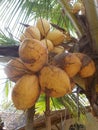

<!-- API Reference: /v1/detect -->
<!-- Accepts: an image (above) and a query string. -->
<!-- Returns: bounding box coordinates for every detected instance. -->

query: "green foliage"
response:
[0,0,77,41]
[0,0,37,37]
[60,93,88,123]
[0,31,19,45]
[36,94,65,114]
[35,92,88,124]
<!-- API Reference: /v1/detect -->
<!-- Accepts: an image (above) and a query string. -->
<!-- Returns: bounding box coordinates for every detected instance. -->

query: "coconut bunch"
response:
[4,18,96,110]
[53,52,96,90]
[20,18,72,54]
[53,52,96,78]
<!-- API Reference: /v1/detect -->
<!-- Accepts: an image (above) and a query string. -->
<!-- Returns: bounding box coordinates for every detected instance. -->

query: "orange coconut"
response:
[46,29,65,45]
[41,39,54,52]
[39,65,71,97]
[24,26,41,40]
[12,74,40,110]
[20,26,41,42]
[19,39,48,72]
[53,52,82,77]
[74,53,96,78]
[4,58,30,82]
[36,18,50,37]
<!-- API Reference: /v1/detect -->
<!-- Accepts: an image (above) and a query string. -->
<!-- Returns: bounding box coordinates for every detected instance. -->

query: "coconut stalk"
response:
[25,105,35,130]
[45,90,51,130]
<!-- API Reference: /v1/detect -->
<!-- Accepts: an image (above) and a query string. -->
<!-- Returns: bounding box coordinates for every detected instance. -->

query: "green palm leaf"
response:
[0,31,18,45]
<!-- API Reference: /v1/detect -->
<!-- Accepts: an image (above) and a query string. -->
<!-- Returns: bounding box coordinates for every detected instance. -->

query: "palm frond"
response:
[35,91,89,123]
[0,0,79,46]
[0,31,19,45]
[0,0,36,37]
[59,92,89,123]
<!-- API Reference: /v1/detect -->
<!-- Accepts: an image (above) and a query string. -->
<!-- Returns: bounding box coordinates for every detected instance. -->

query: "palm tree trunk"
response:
[0,45,19,57]
[83,0,98,53]
[82,0,98,116]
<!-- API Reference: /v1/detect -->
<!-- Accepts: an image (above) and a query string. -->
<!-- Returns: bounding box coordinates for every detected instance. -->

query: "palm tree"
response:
[0,0,98,130]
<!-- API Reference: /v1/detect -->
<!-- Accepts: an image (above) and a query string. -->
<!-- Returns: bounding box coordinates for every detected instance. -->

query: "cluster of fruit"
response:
[4,19,96,110]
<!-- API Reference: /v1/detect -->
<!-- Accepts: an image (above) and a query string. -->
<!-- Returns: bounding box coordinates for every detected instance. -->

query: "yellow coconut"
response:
[80,60,96,78]
[40,80,75,96]
[19,39,48,72]
[23,26,41,41]
[19,25,41,42]
[51,46,64,54]
[41,39,54,52]
[41,80,75,96]
[46,29,65,45]
[4,58,30,82]
[74,53,96,78]
[39,65,71,97]
[12,74,40,110]
[53,52,82,78]
[36,18,50,37]
[72,2,85,14]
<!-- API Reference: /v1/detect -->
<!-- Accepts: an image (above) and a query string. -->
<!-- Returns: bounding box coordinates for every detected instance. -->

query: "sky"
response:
[0,64,13,109]
[0,64,6,104]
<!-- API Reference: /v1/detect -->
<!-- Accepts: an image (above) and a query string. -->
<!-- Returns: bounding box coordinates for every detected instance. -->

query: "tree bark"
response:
[0,45,19,57]
[83,0,98,53]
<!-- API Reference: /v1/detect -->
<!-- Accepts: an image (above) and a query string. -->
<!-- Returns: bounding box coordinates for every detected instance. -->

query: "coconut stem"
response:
[45,90,51,130]
[25,105,35,130]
